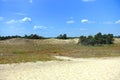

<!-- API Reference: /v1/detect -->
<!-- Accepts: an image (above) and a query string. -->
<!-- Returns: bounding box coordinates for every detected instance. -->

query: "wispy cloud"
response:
[15,12,27,16]
[66,20,75,24]
[6,19,17,24]
[115,20,120,24]
[66,17,75,24]
[33,25,47,30]
[1,0,7,2]
[6,17,32,24]
[29,0,33,3]
[80,28,87,31]
[82,0,96,2]
[2,0,33,3]
[0,17,4,21]
[100,20,120,24]
[101,21,114,24]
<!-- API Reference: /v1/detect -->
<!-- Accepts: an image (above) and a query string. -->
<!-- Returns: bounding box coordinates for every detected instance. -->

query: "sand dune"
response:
[0,56,120,80]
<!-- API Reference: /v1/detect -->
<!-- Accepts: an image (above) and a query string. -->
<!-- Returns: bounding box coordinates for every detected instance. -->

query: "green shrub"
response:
[79,32,114,46]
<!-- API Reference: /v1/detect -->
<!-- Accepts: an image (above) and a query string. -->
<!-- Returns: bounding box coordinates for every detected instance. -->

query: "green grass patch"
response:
[12,50,25,54]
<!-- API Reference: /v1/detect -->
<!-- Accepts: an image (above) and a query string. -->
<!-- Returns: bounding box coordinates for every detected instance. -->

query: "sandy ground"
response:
[0,56,120,80]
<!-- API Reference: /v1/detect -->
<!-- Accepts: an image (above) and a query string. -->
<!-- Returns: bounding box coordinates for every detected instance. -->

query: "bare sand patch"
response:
[0,57,120,80]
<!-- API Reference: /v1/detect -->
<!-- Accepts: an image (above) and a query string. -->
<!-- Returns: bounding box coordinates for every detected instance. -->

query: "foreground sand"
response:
[0,56,120,80]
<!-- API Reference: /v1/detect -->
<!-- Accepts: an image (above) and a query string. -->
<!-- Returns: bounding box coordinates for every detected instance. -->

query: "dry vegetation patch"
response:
[0,38,120,64]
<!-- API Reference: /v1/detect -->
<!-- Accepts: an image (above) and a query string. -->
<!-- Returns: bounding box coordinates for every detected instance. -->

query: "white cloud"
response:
[2,0,33,3]
[33,25,47,30]
[81,19,89,23]
[15,12,26,16]
[6,19,17,24]
[100,20,120,24]
[115,20,120,24]
[6,17,32,24]
[0,17,4,21]
[80,28,87,31]
[29,0,33,3]
[1,0,7,2]
[81,19,95,23]
[20,17,31,22]
[102,21,114,24]
[66,20,75,24]
[82,0,95,2]
[70,17,74,19]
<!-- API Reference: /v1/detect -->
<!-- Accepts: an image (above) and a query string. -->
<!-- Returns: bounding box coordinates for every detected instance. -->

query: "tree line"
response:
[0,34,45,40]
[78,32,114,46]
[0,33,73,40]
[114,36,120,38]
[0,33,117,46]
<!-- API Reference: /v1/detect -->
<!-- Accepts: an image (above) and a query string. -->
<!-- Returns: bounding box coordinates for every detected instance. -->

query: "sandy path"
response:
[0,56,120,80]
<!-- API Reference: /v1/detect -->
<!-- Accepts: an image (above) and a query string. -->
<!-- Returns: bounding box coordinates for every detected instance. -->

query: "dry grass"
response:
[0,38,120,64]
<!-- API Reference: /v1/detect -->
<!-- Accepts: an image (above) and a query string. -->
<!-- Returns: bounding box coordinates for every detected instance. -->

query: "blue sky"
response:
[0,0,120,37]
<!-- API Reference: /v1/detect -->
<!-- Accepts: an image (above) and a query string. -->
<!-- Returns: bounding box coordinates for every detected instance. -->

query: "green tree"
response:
[57,34,68,39]
[87,35,95,46]
[106,34,113,44]
[24,34,44,39]
[63,34,67,39]
[94,32,103,44]
[79,36,88,45]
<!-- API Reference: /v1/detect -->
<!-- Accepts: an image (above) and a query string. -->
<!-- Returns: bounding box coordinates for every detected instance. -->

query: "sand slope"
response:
[0,56,120,80]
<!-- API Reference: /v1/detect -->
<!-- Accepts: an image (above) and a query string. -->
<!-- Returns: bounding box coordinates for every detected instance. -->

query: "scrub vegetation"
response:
[0,33,120,64]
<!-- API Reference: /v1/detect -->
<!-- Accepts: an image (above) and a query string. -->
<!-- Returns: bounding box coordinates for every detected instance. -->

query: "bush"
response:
[78,33,114,46]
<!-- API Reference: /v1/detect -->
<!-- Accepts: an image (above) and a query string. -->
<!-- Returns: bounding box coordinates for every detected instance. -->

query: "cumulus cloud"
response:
[82,0,96,2]
[66,20,75,24]
[33,25,47,30]
[20,17,31,22]
[115,20,120,24]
